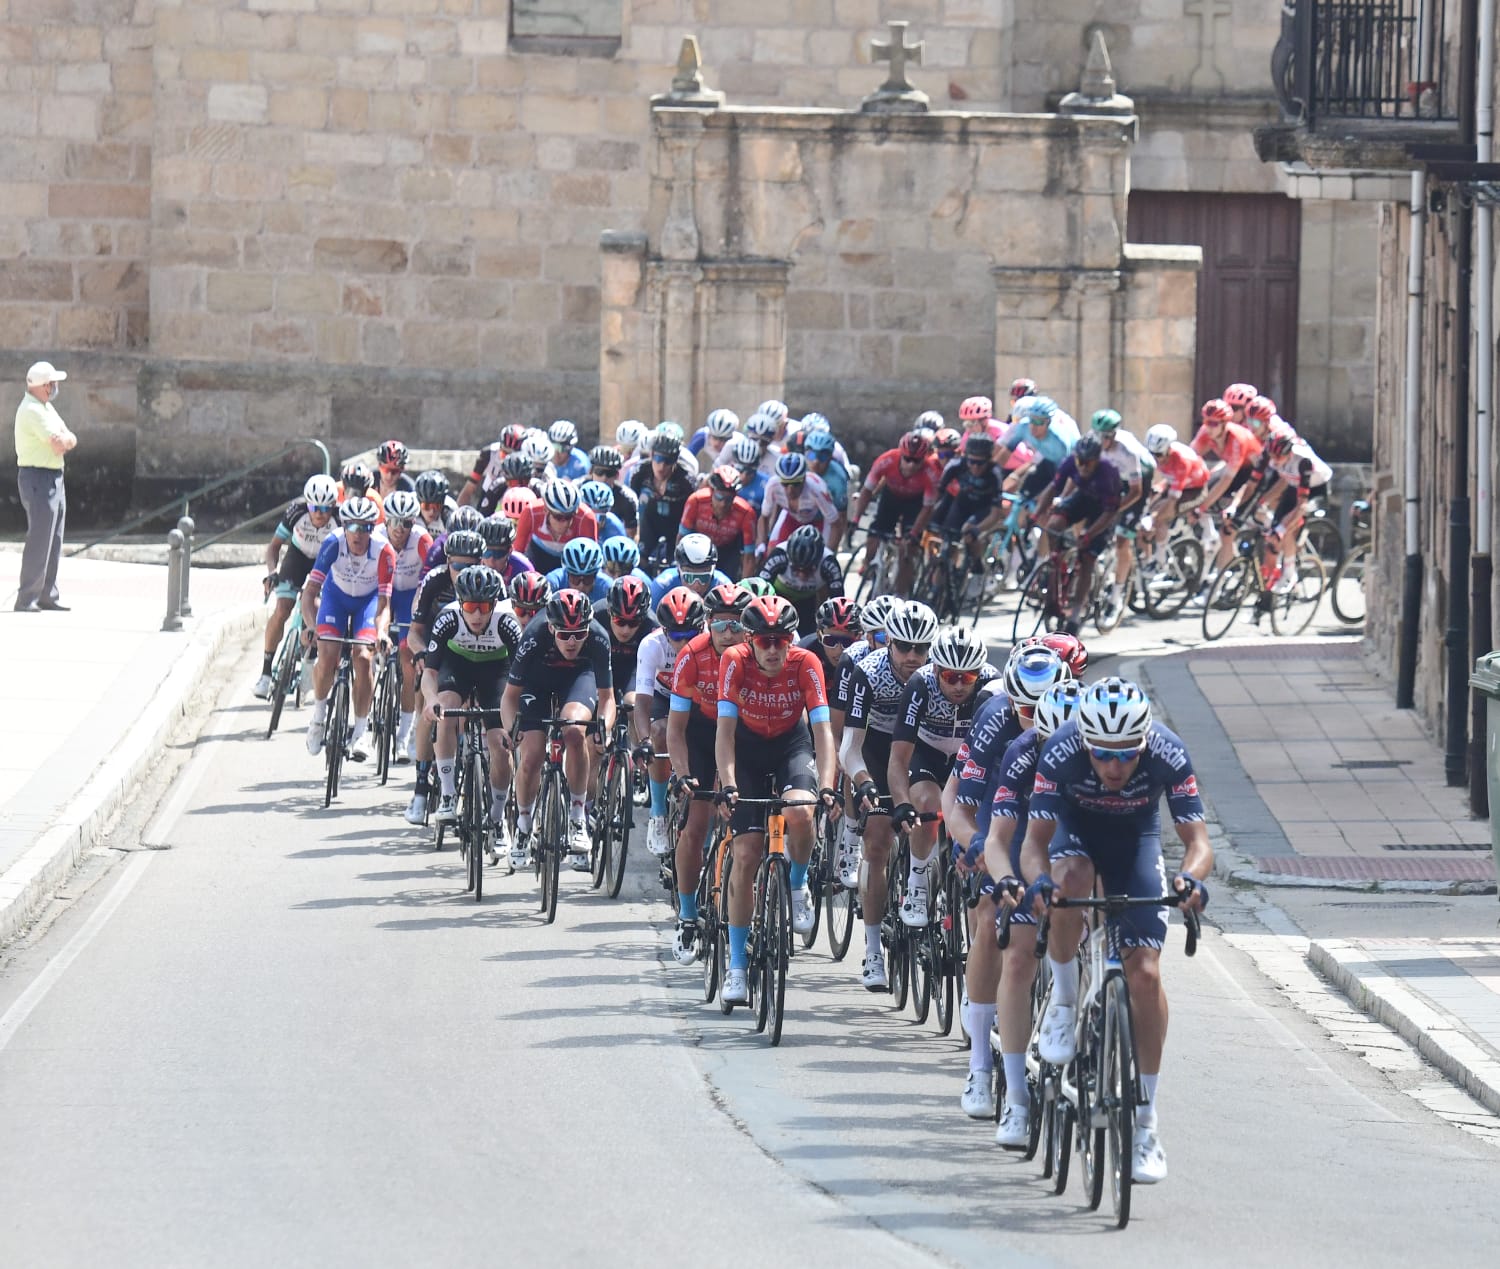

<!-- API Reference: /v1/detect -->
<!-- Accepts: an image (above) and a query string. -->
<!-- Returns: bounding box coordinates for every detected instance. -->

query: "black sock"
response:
[262,653,274,675]
[415,760,431,794]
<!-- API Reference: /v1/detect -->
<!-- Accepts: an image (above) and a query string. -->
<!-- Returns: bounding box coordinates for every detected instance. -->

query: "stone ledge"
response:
[654,104,1136,145]
[1123,242,1204,271]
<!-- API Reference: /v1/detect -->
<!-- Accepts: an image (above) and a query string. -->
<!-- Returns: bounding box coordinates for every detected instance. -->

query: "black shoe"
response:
[38,599,69,611]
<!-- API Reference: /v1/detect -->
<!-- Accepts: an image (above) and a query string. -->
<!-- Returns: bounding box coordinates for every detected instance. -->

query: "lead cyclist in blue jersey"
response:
[1019,677,1212,1186]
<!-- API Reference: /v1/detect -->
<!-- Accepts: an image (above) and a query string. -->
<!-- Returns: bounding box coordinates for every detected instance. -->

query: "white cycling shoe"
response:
[566,820,591,871]
[435,795,458,825]
[646,815,670,857]
[305,720,325,756]
[1133,1124,1168,1183]
[404,792,428,825]
[722,968,749,1003]
[671,921,699,966]
[509,835,532,871]
[791,886,816,936]
[861,954,888,992]
[835,838,862,888]
[996,1101,1030,1149]
[348,733,370,763]
[960,1071,996,1119]
[252,673,273,700]
[899,884,929,928]
[1037,999,1078,1065]
[394,736,411,764]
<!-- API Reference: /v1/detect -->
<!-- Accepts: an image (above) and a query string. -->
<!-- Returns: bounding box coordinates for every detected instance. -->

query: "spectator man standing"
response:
[13,361,76,612]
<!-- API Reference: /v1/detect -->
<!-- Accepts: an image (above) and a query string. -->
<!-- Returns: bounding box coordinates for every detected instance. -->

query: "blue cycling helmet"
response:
[776,452,808,483]
[578,480,615,513]
[804,429,835,455]
[561,537,604,577]
[1024,396,1059,424]
[602,535,640,569]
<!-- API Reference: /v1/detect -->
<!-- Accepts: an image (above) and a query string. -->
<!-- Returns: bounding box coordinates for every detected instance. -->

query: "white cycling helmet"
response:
[522,433,553,466]
[1003,645,1071,707]
[303,474,339,507]
[384,490,421,521]
[914,410,944,431]
[1076,677,1153,747]
[861,593,901,634]
[757,399,789,426]
[885,600,939,647]
[675,532,717,569]
[705,408,739,439]
[930,626,989,673]
[1145,424,1177,457]
[616,419,647,450]
[1033,681,1084,740]
[729,434,761,465]
[338,496,379,527]
[548,419,578,448]
[744,413,777,442]
[542,480,580,516]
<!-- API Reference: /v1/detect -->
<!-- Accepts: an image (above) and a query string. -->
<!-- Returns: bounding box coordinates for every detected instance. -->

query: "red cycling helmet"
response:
[1223,383,1258,408]
[898,431,931,461]
[510,571,552,613]
[1200,398,1233,426]
[606,575,649,624]
[1010,377,1037,400]
[934,427,961,453]
[377,439,408,469]
[705,581,751,617]
[816,595,861,635]
[959,395,994,423]
[708,465,741,496]
[547,587,593,632]
[656,585,706,635]
[742,594,799,636]
[1024,631,1089,677]
[1268,431,1296,460]
[1247,395,1277,423]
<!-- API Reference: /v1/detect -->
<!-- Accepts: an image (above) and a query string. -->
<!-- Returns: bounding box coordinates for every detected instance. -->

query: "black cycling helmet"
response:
[963,434,994,461]
[448,505,484,535]
[340,461,373,496]
[478,514,515,550]
[651,432,682,462]
[414,470,449,503]
[1072,434,1103,463]
[453,564,505,604]
[786,523,824,569]
[444,529,485,560]
[501,453,532,482]
[590,444,622,473]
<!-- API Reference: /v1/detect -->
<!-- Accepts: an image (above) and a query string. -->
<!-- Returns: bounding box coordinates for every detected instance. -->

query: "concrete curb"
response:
[1307,939,1500,1116]
[0,601,263,948]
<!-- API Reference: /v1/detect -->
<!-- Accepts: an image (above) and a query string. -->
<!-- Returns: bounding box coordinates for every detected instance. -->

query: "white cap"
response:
[26,361,66,387]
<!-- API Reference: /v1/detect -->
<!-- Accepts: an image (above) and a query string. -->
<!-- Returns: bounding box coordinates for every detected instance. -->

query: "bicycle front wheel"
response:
[323,678,346,808]
[825,868,855,961]
[538,771,565,924]
[267,629,298,739]
[762,856,791,1046]
[1330,541,1369,625]
[1270,548,1326,636]
[932,872,961,1036]
[1201,555,1254,642]
[466,748,485,901]
[1104,974,1138,1229]
[1011,563,1051,641]
[606,753,631,899]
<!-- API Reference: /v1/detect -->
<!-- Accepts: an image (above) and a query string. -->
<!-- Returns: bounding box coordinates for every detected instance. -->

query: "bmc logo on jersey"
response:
[1171,776,1199,798]
[1033,774,1057,795]
[959,756,986,783]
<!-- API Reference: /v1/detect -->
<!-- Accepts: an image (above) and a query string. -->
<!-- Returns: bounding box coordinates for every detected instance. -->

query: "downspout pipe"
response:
[1397,169,1425,711]
[1447,202,1472,787]
[1472,0,1495,812]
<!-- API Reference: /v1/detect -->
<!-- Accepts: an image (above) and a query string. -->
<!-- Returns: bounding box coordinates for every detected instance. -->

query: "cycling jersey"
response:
[1000,417,1080,467]
[843,648,913,737]
[542,566,610,605]
[608,615,654,693]
[309,528,396,599]
[629,464,696,557]
[761,473,838,545]
[275,499,337,561]
[635,627,689,698]
[552,446,591,482]
[863,449,940,502]
[602,480,639,533]
[893,663,1001,757]
[1050,454,1121,513]
[1028,720,1205,831]
[425,601,523,670]
[717,644,830,740]
[679,488,757,555]
[760,546,843,601]
[953,692,1029,810]
[467,444,513,515]
[1264,439,1333,492]
[410,566,457,640]
[669,631,727,723]
[390,528,434,595]
[935,458,1004,512]
[832,640,882,714]
[648,565,732,607]
[1099,435,1146,487]
[1190,420,1262,472]
[736,467,770,515]
[514,503,599,567]
[1156,443,1210,495]
[490,551,537,586]
[508,615,613,689]
[809,459,849,512]
[987,728,1044,891]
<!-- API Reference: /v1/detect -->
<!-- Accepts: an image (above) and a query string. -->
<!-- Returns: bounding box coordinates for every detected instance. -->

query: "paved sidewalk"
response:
[0,549,261,943]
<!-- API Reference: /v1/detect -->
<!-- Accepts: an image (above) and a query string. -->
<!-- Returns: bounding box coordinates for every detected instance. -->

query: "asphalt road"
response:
[3,630,1495,1268]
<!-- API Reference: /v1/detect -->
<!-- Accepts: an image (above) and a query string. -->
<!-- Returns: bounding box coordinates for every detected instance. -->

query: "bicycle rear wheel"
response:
[932,872,961,1036]
[1050,1091,1074,1195]
[1010,563,1050,641]
[909,923,934,1024]
[1143,538,1204,619]
[1079,1009,1107,1211]
[700,836,722,1003]
[1103,974,1138,1229]
[590,755,612,891]
[800,812,831,950]
[762,856,791,1046]
[1331,541,1368,625]
[1303,513,1343,570]
[267,629,298,739]
[716,855,735,1015]
[825,876,855,961]
[1201,555,1254,641]
[605,752,631,899]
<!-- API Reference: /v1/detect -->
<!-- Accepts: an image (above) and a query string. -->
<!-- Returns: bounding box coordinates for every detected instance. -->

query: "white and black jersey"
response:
[843,648,911,737]
[424,602,523,672]
[893,663,1002,756]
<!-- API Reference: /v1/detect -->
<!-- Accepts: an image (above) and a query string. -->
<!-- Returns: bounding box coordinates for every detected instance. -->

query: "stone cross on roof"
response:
[861,20,930,114]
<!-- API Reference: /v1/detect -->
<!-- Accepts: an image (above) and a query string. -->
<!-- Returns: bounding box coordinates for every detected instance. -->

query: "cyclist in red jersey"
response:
[678,466,757,581]
[714,595,841,1004]
[666,583,750,965]
[851,431,940,592]
[1143,424,1211,565]
[1191,397,1264,573]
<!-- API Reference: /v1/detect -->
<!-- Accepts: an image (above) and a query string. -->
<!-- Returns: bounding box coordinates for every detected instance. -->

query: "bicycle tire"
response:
[1143,537,1204,620]
[700,835,721,1003]
[323,676,346,808]
[886,843,910,1011]
[1104,974,1138,1229]
[266,632,297,739]
[605,752,630,899]
[825,873,856,961]
[1303,514,1343,569]
[1039,1073,1056,1178]
[800,813,830,950]
[1091,565,1127,635]
[763,856,791,1046]
[1079,1005,1107,1211]
[1330,540,1369,625]
[1024,964,1051,1163]
[1050,1091,1073,1195]
[932,872,960,1036]
[538,770,564,924]
[1269,547,1326,636]
[716,858,735,1015]
[1011,563,1050,641]
[909,924,933,1024]
[467,746,485,901]
[590,754,612,891]
[1201,555,1254,641]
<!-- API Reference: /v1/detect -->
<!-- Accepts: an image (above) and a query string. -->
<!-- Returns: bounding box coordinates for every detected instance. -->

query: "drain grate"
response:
[1329,759,1411,770]
[1380,842,1491,852]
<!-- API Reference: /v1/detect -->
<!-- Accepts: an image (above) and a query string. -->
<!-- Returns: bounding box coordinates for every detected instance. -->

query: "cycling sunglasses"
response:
[752,633,793,650]
[667,629,696,641]
[611,615,643,629]
[709,618,741,633]
[871,630,889,645]
[682,570,713,585]
[820,633,856,649]
[938,668,980,687]
[460,599,494,614]
[891,639,930,656]
[651,454,673,464]
[388,517,415,530]
[553,628,589,643]
[344,524,373,535]
[1089,743,1144,765]
[308,504,336,515]
[567,572,597,587]
[965,457,990,467]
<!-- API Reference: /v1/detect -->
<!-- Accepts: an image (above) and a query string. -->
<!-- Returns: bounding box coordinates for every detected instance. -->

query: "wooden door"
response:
[1127,191,1302,415]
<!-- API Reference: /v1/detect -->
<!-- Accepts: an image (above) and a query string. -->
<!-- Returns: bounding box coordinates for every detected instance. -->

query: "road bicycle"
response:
[319,636,366,809]
[1201,526,1325,640]
[589,706,634,899]
[1330,497,1371,625]
[895,811,950,1029]
[432,703,495,902]
[852,526,904,605]
[265,605,307,740]
[798,802,836,950]
[371,642,403,786]
[1011,530,1081,641]
[672,787,730,1003]
[912,529,973,623]
[966,494,1038,628]
[1033,891,1202,1229]
[823,813,859,962]
[531,714,594,925]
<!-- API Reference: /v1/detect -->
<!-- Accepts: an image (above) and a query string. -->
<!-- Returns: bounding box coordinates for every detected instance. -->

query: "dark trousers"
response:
[17,466,65,605]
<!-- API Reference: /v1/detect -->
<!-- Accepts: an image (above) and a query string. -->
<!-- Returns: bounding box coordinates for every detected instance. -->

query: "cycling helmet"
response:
[744,414,777,443]
[959,395,994,423]
[705,581,751,617]
[805,429,835,456]
[1090,409,1122,434]
[899,431,932,461]
[1145,424,1177,457]
[304,474,339,507]
[742,594,798,636]
[542,480,580,516]
[454,564,505,605]
[510,572,552,612]
[601,535,640,569]
[1010,377,1038,400]
[1247,395,1277,423]
[930,625,989,673]
[705,408,739,439]
[590,443,622,473]
[546,587,593,632]
[1076,676,1152,746]
[816,595,862,635]
[862,593,900,633]
[1021,631,1089,676]
[776,452,808,483]
[914,410,945,431]
[607,575,649,623]
[548,419,578,448]
[377,439,408,470]
[651,431,682,462]
[478,513,515,550]
[757,399,789,426]
[934,426,961,452]
[340,461,373,496]
[708,465,742,496]
[1200,398,1233,426]
[738,576,776,599]
[963,433,995,460]
[729,434,762,466]
[785,523,824,569]
[1033,680,1084,740]
[449,505,484,535]
[500,423,528,453]
[1267,431,1296,460]
[615,419,647,450]
[500,488,533,522]
[522,433,553,467]
[561,537,604,577]
[413,470,448,503]
[1023,396,1058,424]
[1003,645,1071,708]
[782,420,809,454]
[656,585,706,634]
[1072,434,1103,463]
[802,412,831,434]
[656,420,685,444]
[339,496,378,527]
[578,480,615,513]
[885,600,939,646]
[384,490,421,522]
[444,529,485,560]
[675,532,718,570]
[1223,383,1258,408]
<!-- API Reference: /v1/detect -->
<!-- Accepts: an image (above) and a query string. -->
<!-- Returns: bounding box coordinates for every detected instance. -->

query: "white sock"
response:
[1003,1053,1028,1106]
[350,716,368,743]
[312,699,328,724]
[864,924,882,960]
[569,794,586,824]
[1048,956,1079,1006]
[517,803,534,835]
[437,759,456,797]
[397,710,414,742]
[968,1004,996,1072]
[1139,1073,1159,1128]
[490,787,506,819]
[908,859,929,891]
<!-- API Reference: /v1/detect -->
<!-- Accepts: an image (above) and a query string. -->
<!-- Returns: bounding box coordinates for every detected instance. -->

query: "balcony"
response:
[1257,0,1470,171]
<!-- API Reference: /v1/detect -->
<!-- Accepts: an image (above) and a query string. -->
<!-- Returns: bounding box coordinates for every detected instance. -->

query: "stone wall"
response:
[1119,244,1201,434]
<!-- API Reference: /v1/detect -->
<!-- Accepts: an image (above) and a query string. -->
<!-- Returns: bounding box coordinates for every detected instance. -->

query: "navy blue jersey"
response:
[987,728,1042,874]
[953,691,1028,808]
[1028,720,1205,836]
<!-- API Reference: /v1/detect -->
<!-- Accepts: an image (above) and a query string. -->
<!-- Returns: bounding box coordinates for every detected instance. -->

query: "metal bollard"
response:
[177,514,195,617]
[163,529,185,631]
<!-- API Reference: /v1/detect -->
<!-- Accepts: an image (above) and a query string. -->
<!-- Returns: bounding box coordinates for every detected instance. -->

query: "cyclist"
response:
[650,532,731,605]
[508,570,552,629]
[514,480,599,573]
[630,430,697,569]
[604,576,654,746]
[496,456,540,525]
[576,480,626,543]
[851,431,939,594]
[548,420,590,481]
[423,565,523,849]
[931,426,962,472]
[803,432,849,544]
[844,600,938,990]
[678,466,757,581]
[829,594,899,886]
[415,469,457,536]
[382,490,433,762]
[994,395,1080,500]
[1190,398,1263,574]
[760,522,845,635]
[1031,433,1121,637]
[714,594,840,1004]
[1090,410,1153,613]
[503,588,615,872]
[798,412,851,467]
[1242,427,1332,594]
[1006,377,1038,419]
[798,595,862,690]
[545,537,611,605]
[888,625,998,931]
[931,434,1007,557]
[302,496,395,761]
[726,433,770,515]
[403,528,484,824]
[635,586,706,858]
[477,514,535,587]
[255,473,338,699]
[958,394,1002,443]
[1245,394,1295,446]
[1223,381,1258,429]
[667,582,751,964]
[614,418,648,465]
[602,535,655,591]
[459,423,528,513]
[588,444,639,535]
[1022,677,1213,1185]
[1143,424,1211,567]
[373,439,415,498]
[744,410,783,476]
[687,407,739,472]
[420,503,484,577]
[759,451,839,553]
[521,430,556,483]
[336,460,383,520]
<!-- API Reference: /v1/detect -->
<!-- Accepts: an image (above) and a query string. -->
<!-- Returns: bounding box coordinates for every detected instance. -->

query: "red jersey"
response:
[678,488,757,554]
[1158,443,1210,495]
[513,503,599,556]
[669,631,725,722]
[717,644,829,739]
[1190,420,1261,471]
[864,449,939,503]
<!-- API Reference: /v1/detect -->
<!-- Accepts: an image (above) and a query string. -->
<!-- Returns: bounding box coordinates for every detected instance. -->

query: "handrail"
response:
[193,502,288,553]
[69,438,330,557]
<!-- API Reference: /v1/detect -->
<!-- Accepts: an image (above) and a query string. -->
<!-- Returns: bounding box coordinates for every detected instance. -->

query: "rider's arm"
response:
[840,723,869,785]
[666,702,692,780]
[983,813,1020,883]
[886,738,915,808]
[456,478,479,507]
[500,681,523,733]
[714,713,738,792]
[811,717,838,794]
[1018,816,1059,886]
[1175,819,1214,882]
[300,577,322,632]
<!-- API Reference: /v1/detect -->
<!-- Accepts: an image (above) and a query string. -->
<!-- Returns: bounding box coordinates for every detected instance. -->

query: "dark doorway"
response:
[1128,191,1301,416]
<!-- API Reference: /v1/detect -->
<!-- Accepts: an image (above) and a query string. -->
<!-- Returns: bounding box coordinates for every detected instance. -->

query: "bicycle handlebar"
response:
[1032,892,1202,959]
